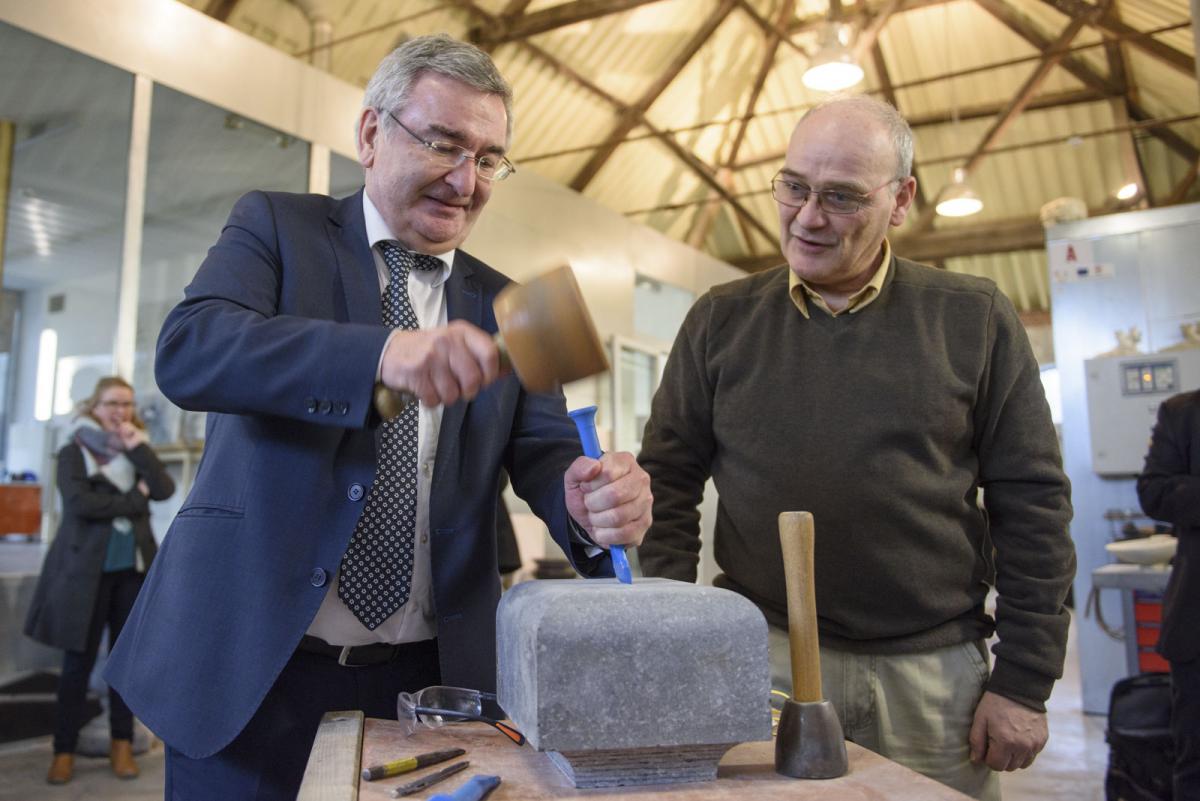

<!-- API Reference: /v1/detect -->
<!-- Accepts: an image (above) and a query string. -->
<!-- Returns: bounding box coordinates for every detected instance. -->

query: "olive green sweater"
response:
[638,257,1075,711]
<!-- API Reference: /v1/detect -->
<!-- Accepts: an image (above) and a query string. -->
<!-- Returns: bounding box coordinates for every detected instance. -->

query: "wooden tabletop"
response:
[358,719,972,800]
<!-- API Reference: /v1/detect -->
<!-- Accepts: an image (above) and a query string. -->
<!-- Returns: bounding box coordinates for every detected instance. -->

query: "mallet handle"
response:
[778,511,822,703]
[374,338,512,420]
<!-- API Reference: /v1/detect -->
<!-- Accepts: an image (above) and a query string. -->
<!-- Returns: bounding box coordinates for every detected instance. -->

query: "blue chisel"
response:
[567,405,633,584]
[428,773,501,801]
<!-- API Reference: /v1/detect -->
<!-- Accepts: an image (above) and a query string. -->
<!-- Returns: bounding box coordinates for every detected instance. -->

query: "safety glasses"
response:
[397,685,525,746]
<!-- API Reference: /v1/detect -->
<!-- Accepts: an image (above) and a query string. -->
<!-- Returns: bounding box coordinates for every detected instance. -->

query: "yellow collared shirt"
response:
[788,239,892,318]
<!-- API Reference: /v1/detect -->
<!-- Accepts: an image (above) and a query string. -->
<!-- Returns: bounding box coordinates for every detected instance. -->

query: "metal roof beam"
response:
[962,14,1092,174]
[1038,0,1195,76]
[513,24,772,245]
[976,0,1120,94]
[1164,157,1200,205]
[475,0,668,46]
[734,0,807,58]
[655,127,777,246]
[725,0,794,166]
[851,0,906,61]
[979,0,1198,163]
[731,87,1113,171]
[569,0,737,192]
[786,0,953,36]
[892,216,1048,263]
[688,0,795,249]
[499,0,535,15]
[871,41,929,212]
[204,0,240,22]
[884,10,1092,237]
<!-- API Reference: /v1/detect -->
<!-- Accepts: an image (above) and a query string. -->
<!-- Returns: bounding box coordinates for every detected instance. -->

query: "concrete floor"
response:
[0,616,1110,801]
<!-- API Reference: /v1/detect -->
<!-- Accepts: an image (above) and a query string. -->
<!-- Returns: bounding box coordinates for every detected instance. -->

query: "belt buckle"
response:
[337,645,362,667]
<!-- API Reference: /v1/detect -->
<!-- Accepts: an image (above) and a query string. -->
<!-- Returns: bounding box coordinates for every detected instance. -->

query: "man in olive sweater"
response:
[638,96,1074,800]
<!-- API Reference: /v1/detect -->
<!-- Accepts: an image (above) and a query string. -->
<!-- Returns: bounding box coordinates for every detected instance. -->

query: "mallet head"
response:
[775,698,848,779]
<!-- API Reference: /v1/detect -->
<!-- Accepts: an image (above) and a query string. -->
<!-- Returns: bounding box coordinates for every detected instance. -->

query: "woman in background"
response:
[24,376,175,785]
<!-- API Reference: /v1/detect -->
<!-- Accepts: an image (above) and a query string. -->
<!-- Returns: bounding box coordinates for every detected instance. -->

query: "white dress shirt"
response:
[305,192,453,647]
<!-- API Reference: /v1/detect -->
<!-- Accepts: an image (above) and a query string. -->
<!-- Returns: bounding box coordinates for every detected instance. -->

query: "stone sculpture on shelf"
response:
[1096,326,1143,358]
[1160,322,1200,352]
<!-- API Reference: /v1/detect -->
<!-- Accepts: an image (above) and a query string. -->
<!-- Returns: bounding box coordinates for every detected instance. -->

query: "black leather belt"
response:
[298,635,429,667]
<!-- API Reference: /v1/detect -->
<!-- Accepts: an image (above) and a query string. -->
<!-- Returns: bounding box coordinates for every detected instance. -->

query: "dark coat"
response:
[1137,389,1200,663]
[104,189,613,760]
[24,440,175,652]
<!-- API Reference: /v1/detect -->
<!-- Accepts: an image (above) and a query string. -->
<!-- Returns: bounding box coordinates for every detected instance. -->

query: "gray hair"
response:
[361,34,514,145]
[801,95,914,180]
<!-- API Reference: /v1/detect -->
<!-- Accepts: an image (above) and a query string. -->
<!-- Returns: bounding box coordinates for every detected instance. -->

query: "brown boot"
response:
[110,739,139,779]
[46,753,73,784]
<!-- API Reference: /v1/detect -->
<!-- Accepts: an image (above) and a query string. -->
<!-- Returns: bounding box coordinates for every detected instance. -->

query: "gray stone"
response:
[496,578,771,787]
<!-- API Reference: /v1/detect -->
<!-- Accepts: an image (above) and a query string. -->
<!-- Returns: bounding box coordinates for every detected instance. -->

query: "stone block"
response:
[496,578,771,787]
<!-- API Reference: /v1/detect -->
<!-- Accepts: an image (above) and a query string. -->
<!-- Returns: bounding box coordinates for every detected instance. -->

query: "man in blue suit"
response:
[106,34,652,800]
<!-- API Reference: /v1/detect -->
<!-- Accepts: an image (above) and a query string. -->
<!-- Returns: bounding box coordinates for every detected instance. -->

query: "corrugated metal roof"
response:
[74,0,1200,314]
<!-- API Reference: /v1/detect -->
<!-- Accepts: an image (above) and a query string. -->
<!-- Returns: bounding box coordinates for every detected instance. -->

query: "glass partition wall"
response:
[134,86,309,447]
[0,20,356,509]
[0,22,132,479]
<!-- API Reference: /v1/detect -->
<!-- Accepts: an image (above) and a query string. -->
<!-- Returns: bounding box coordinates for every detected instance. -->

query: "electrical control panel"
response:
[1085,348,1200,475]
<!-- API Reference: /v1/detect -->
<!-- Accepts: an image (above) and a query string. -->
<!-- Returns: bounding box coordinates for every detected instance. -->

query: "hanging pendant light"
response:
[936,167,983,217]
[802,22,864,93]
[933,7,982,218]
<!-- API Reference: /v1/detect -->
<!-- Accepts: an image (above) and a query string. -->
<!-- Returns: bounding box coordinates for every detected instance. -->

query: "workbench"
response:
[355,719,972,800]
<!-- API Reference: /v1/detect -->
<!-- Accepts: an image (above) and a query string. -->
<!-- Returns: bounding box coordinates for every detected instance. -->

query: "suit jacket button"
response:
[310,568,327,587]
[348,483,364,501]
[335,401,349,416]
[318,400,332,414]
[305,397,318,413]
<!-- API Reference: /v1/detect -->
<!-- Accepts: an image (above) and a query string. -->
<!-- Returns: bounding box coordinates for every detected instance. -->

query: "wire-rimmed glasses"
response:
[386,111,516,182]
[771,172,899,214]
[397,686,526,746]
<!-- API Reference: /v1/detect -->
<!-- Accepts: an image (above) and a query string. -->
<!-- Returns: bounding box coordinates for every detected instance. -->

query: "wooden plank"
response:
[358,719,972,800]
[298,710,364,801]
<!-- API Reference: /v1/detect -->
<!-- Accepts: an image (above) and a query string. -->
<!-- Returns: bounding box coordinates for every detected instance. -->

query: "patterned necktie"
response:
[338,242,441,630]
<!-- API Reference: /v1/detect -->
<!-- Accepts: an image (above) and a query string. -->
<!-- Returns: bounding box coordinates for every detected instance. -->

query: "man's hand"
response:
[968,691,1048,772]
[380,321,503,407]
[564,452,652,548]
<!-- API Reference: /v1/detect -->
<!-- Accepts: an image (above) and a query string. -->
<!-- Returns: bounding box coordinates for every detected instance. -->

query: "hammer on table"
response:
[774,511,848,779]
[374,264,609,419]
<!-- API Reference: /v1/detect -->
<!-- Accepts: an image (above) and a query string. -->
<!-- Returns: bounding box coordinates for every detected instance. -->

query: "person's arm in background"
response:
[57,446,151,522]
[969,288,1075,772]
[1138,393,1200,530]
[117,422,176,502]
[637,294,718,583]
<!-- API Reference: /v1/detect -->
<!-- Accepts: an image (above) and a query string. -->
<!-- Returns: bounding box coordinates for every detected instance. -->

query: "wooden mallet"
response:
[374,265,609,418]
[775,511,849,779]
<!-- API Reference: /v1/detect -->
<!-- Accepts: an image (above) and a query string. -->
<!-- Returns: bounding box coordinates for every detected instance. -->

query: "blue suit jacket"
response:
[105,189,610,758]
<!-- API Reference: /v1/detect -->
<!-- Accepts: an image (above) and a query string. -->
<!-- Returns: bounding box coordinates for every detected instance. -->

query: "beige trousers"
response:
[768,624,1001,801]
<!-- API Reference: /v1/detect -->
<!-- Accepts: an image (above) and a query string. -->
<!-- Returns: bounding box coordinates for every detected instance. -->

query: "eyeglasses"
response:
[98,400,135,410]
[771,172,899,215]
[397,685,526,746]
[386,111,515,182]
